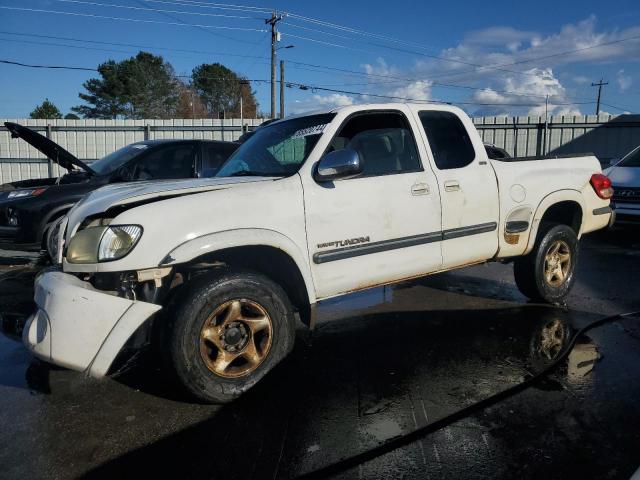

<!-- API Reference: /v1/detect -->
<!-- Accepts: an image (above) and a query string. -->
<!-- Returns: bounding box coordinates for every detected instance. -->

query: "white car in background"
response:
[605,146,640,225]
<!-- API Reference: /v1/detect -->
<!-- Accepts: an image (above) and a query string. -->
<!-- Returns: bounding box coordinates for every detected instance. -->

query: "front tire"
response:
[164,269,295,403]
[514,223,579,304]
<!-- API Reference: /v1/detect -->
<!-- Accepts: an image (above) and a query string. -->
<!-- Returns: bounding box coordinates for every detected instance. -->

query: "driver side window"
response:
[330,111,422,177]
[131,144,197,180]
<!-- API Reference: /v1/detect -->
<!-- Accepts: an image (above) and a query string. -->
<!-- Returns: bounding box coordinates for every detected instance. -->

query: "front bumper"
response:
[0,225,40,252]
[23,270,161,377]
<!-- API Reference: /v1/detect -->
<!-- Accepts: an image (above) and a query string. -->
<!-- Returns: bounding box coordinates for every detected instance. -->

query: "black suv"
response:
[0,122,239,252]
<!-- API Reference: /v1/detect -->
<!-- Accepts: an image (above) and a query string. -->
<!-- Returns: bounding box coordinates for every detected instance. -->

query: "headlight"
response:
[98,225,143,261]
[7,188,47,199]
[66,225,142,264]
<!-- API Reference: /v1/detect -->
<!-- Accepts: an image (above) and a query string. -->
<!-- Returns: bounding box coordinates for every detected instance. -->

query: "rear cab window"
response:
[418,111,476,170]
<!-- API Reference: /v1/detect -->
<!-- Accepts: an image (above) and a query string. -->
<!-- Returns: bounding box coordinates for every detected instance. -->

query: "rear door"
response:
[412,108,499,268]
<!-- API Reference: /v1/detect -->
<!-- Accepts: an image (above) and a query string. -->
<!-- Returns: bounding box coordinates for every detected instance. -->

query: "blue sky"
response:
[0,0,639,118]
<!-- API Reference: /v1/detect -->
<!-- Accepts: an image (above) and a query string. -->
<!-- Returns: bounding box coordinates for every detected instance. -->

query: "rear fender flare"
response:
[524,189,586,255]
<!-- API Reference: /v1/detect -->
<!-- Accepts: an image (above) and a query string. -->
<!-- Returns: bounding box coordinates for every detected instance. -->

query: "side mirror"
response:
[314,149,362,182]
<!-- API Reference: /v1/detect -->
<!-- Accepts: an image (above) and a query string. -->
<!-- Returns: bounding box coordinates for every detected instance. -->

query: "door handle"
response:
[411,182,430,195]
[444,180,460,192]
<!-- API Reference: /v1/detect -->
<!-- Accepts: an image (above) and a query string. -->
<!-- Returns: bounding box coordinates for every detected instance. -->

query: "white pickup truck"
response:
[24,103,614,402]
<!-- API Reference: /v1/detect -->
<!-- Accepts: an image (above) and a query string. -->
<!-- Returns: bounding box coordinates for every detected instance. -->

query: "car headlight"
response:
[7,188,47,199]
[98,225,143,261]
[66,225,142,264]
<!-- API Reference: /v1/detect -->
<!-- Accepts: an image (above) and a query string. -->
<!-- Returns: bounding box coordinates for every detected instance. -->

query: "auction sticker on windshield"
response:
[291,124,328,139]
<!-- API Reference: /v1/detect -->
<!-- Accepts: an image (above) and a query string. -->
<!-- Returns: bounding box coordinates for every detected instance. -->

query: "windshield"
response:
[216,113,336,177]
[620,146,640,167]
[90,143,150,175]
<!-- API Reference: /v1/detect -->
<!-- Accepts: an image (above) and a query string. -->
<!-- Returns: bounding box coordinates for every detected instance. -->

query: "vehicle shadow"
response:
[84,304,591,480]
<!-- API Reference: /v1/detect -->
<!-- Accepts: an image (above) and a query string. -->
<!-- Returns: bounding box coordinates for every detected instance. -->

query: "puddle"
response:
[567,339,600,384]
[360,417,403,443]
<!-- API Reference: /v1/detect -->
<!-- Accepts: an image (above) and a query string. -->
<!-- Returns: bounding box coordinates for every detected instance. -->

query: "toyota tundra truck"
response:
[22,103,614,402]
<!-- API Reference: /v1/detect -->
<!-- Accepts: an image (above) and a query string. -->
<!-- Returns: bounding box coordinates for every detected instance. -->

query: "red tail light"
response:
[590,173,613,199]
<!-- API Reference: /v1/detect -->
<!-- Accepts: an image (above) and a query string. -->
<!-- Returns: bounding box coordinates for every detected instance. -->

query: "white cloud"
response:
[287,16,640,116]
[471,68,581,116]
[617,69,632,91]
[390,80,432,101]
[464,26,537,47]
[414,16,640,85]
[290,93,354,114]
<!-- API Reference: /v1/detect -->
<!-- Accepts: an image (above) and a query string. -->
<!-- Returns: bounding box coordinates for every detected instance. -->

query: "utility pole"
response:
[591,78,608,115]
[543,94,549,156]
[265,12,282,119]
[280,60,285,118]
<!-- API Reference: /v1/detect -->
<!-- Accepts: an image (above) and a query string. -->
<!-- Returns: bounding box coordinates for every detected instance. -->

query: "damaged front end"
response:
[23,265,177,378]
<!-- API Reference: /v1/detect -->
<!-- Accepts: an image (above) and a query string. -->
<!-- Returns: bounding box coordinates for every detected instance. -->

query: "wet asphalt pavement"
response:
[1,229,639,480]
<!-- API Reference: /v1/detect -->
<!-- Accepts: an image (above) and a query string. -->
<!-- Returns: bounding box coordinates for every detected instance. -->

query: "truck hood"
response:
[4,122,95,175]
[66,176,278,236]
[604,165,640,188]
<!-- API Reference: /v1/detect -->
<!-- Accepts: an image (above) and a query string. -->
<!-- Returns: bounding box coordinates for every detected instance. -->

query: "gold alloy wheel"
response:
[199,299,273,378]
[543,240,571,287]
[538,318,566,360]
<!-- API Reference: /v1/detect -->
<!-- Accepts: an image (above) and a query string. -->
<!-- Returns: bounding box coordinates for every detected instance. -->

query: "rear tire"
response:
[163,269,295,403]
[514,223,579,304]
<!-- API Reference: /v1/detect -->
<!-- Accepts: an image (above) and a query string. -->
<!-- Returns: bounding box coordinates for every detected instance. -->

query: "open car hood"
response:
[4,122,95,175]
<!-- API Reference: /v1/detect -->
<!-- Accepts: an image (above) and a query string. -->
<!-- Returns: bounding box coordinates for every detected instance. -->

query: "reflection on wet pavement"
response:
[0,228,639,479]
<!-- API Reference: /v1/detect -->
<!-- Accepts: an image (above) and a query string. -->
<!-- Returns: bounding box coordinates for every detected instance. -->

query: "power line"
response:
[600,102,632,112]
[0,30,605,105]
[280,30,547,78]
[0,31,271,60]
[0,57,272,86]
[165,0,635,78]
[0,59,97,72]
[276,8,640,81]
[152,0,636,84]
[131,0,264,48]
[4,56,633,111]
[0,57,592,108]
[280,32,376,55]
[283,81,597,108]
[144,0,272,14]
[50,0,263,19]
[282,59,596,103]
[0,5,268,32]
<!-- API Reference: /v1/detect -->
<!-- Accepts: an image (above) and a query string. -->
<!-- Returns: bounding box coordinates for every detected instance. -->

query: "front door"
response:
[301,109,443,299]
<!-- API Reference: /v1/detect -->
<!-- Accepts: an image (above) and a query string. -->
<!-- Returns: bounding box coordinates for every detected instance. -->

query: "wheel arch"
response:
[524,190,585,255]
[160,229,317,326]
[38,203,75,247]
